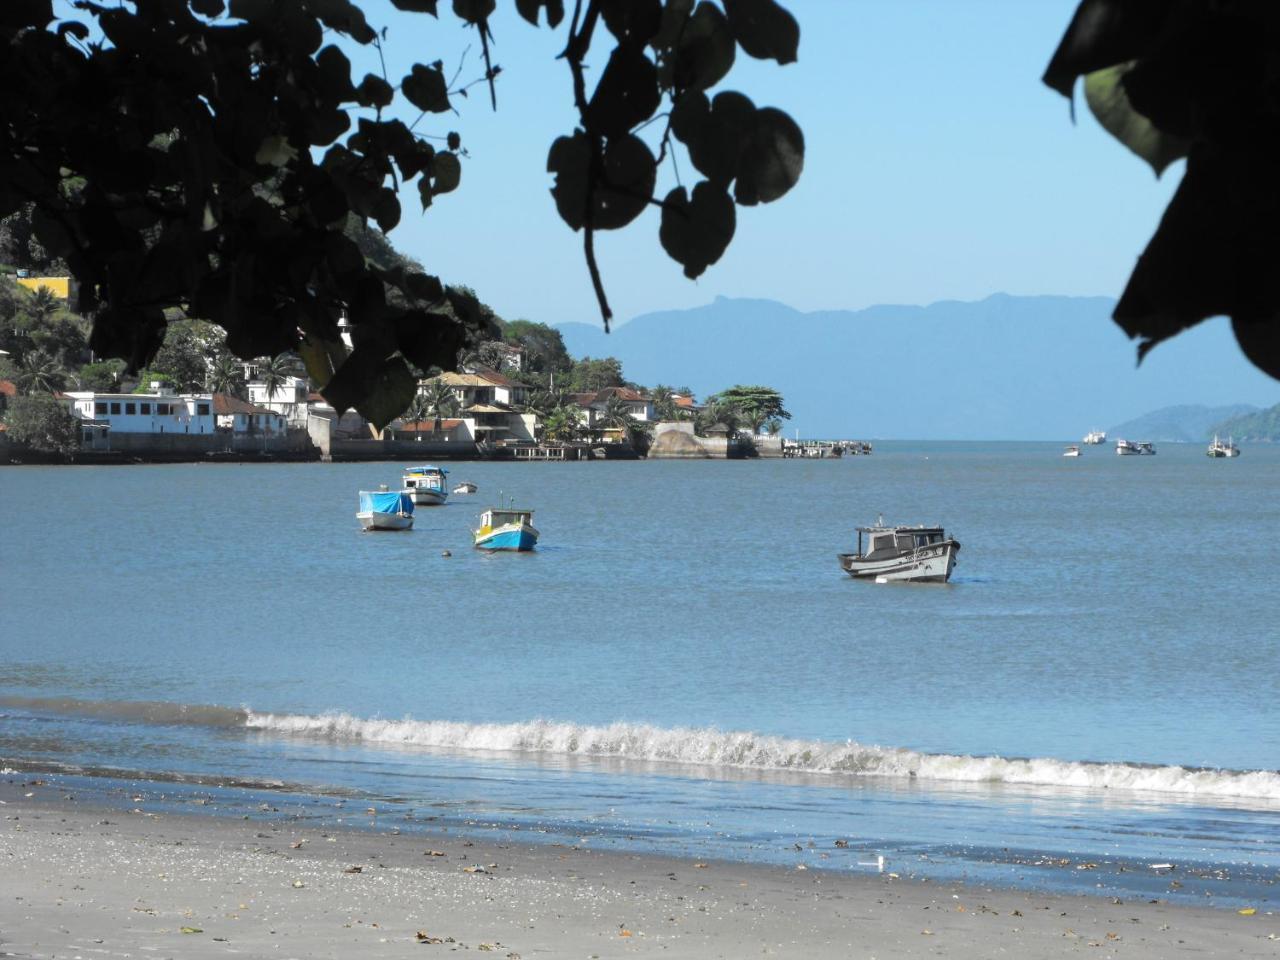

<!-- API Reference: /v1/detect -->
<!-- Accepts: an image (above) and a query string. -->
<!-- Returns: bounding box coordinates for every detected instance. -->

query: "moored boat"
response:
[474,507,539,551]
[1063,445,1081,457]
[1207,435,1241,458]
[1116,439,1156,456]
[402,465,449,505]
[357,488,415,531]
[838,518,960,583]
[452,481,478,494]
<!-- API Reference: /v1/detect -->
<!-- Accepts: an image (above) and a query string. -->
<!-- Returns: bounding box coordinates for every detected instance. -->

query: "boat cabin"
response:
[480,508,534,529]
[856,525,946,559]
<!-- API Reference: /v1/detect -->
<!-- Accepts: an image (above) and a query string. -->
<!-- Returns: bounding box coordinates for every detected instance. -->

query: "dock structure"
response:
[782,439,873,458]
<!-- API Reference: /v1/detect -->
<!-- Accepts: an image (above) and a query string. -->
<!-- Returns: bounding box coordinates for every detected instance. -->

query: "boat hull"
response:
[474,523,538,551]
[407,488,448,505]
[839,540,959,583]
[357,511,414,531]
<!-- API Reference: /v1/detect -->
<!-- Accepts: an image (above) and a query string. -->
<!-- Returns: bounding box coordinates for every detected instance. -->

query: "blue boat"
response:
[473,507,538,551]
[357,489,414,531]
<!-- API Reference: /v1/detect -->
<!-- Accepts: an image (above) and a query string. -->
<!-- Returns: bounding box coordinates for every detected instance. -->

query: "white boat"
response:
[1116,439,1156,456]
[452,481,478,494]
[473,507,539,551]
[1207,435,1241,458]
[1063,445,1081,457]
[402,465,449,505]
[838,518,960,583]
[357,488,415,531]
[1083,430,1107,445]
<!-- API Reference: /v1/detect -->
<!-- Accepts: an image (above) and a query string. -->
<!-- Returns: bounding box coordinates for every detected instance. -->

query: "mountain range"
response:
[1106,405,1260,443]
[556,294,1280,440]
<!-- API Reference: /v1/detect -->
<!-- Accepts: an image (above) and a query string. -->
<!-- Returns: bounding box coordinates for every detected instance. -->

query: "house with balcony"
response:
[247,376,311,425]
[420,370,535,445]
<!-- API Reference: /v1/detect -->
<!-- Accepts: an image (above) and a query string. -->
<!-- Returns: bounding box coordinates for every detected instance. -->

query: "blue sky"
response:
[350,0,1181,329]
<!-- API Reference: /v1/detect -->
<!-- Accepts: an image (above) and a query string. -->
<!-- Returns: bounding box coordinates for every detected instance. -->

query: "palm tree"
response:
[15,349,67,395]
[28,287,60,325]
[418,378,460,434]
[257,354,291,401]
[696,401,740,438]
[541,405,581,442]
[598,393,649,447]
[208,354,244,398]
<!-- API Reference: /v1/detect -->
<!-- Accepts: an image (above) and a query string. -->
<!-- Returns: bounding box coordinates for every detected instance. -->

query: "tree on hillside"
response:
[565,357,625,393]
[4,392,79,454]
[77,359,125,393]
[14,349,66,395]
[505,321,573,379]
[0,1,804,428]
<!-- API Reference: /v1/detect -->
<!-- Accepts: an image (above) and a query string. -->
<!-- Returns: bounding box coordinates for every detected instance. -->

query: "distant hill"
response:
[1210,403,1280,442]
[1107,404,1260,443]
[556,294,1280,439]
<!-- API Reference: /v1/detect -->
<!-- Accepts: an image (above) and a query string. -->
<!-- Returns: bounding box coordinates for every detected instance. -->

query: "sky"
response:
[344,0,1183,330]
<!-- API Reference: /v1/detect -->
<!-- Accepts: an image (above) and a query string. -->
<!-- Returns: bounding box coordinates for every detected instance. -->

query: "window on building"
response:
[157,403,171,415]
[125,402,135,415]
[94,402,107,415]
[197,403,210,416]
[109,402,121,415]
[140,403,151,414]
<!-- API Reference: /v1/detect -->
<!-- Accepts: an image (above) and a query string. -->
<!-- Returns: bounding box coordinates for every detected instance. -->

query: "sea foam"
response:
[243,712,1280,802]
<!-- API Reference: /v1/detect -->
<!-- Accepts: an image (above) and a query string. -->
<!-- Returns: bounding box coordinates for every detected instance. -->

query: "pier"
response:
[782,439,873,458]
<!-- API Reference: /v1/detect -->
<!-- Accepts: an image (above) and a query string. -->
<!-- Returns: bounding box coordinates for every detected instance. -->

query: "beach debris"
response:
[796,864,807,871]
[834,839,849,848]
[1076,862,1099,870]
[462,865,488,874]
[619,928,633,938]
[291,879,306,888]
[921,929,933,936]
[179,926,203,934]
[416,931,443,943]
[425,849,447,857]
[694,863,708,869]
[1149,863,1174,871]
[442,550,452,558]
[343,865,363,874]
[1238,907,1257,916]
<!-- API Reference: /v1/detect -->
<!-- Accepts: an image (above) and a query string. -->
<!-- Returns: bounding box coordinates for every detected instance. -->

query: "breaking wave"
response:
[244,711,1280,803]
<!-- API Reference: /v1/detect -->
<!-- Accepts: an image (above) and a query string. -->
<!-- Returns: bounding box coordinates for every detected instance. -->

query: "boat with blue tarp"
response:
[402,465,449,505]
[357,489,414,531]
[474,507,538,551]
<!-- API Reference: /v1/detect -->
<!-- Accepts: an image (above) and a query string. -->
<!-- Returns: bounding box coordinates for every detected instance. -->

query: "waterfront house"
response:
[389,418,472,443]
[64,390,215,434]
[212,394,288,436]
[420,371,535,445]
[246,375,310,425]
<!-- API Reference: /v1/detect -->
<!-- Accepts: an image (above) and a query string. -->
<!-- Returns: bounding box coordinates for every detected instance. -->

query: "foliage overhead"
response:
[1,0,803,428]
[1045,1,1280,382]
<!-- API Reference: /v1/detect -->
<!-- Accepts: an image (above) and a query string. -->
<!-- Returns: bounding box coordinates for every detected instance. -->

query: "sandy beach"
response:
[1,778,1274,959]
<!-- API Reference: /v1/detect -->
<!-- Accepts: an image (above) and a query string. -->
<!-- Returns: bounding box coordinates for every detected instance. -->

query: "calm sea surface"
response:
[1,443,1277,903]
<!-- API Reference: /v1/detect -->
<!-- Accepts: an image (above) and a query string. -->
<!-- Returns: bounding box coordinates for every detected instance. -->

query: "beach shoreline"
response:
[2,778,1274,959]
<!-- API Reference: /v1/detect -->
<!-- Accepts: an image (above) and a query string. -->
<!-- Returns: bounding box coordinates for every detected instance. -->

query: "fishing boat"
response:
[1083,429,1107,445]
[1063,445,1081,457]
[1116,438,1156,456]
[1207,435,1241,458]
[402,465,449,505]
[474,506,539,551]
[452,481,478,494]
[838,517,960,583]
[357,488,414,531]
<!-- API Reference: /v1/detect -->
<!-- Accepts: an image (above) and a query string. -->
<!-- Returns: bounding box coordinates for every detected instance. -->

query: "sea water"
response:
[1,444,1277,904]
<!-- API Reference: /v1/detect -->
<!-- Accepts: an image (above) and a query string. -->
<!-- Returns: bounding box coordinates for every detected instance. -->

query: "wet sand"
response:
[1,781,1275,959]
